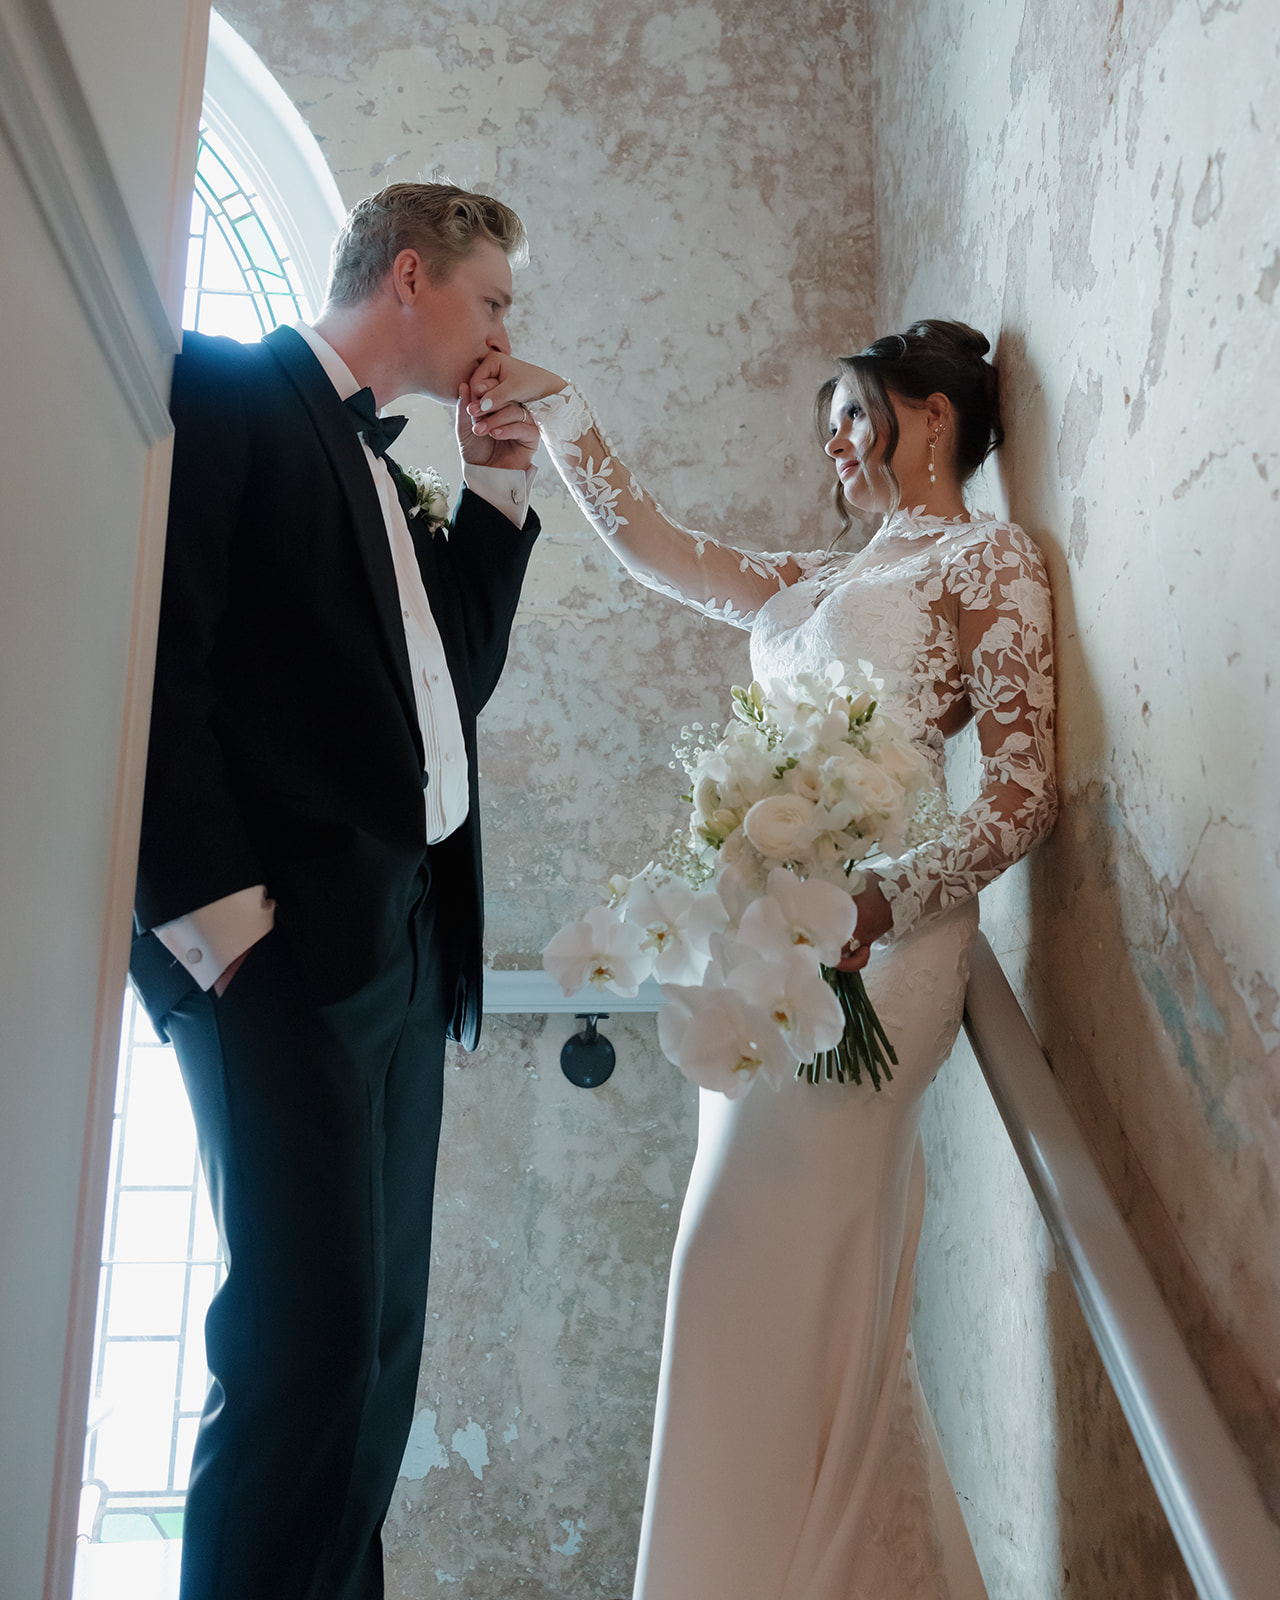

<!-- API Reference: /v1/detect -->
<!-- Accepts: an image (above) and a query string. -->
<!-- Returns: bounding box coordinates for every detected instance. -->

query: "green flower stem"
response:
[800,966,897,1091]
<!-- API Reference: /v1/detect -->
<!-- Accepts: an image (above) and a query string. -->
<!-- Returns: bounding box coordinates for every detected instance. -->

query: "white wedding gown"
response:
[528,387,1057,1599]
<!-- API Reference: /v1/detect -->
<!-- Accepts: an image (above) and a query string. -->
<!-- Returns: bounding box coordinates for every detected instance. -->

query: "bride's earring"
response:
[927,430,940,486]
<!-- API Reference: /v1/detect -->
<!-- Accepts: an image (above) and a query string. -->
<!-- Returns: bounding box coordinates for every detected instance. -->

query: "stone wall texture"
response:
[874,1,1280,1596]
[215,1,1277,1594]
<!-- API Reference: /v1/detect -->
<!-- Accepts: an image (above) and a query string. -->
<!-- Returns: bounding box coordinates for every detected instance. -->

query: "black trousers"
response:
[154,881,447,1600]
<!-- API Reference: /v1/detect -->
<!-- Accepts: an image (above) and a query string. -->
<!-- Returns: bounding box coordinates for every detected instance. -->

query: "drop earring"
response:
[927,430,940,486]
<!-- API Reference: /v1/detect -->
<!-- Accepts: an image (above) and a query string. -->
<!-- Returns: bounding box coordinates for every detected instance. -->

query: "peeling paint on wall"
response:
[876,0,1279,1593]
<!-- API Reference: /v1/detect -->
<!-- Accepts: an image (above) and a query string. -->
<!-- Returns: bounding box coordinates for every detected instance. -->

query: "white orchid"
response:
[542,904,651,997]
[736,869,856,966]
[622,875,726,986]
[656,983,793,1097]
[726,947,845,1061]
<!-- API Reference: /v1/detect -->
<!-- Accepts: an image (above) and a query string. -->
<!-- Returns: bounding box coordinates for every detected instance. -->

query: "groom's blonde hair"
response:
[325,182,528,308]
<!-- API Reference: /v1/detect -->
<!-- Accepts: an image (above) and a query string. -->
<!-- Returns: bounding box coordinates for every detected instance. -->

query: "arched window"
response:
[184,127,311,337]
[77,15,343,1570]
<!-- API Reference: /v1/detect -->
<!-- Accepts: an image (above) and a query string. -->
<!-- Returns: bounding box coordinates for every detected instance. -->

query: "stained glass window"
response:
[183,127,313,338]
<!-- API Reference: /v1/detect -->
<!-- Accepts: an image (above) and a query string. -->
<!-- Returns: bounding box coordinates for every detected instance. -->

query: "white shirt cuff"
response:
[154,886,275,991]
[462,462,538,528]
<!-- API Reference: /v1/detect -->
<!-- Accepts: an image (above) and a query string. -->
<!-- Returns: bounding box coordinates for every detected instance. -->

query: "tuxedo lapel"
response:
[262,326,422,758]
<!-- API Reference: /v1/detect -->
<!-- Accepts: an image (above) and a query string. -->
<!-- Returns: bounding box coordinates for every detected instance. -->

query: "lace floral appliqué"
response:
[533,384,1057,944]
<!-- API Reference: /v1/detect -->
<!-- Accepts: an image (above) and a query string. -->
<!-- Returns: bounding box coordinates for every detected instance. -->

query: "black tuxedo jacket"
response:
[132,325,539,1047]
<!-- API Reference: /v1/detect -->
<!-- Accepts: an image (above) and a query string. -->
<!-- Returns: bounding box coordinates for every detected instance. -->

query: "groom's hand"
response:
[464,352,567,455]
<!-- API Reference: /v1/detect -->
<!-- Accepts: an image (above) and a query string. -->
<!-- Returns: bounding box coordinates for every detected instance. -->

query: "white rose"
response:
[873,735,931,789]
[826,752,901,817]
[743,794,816,860]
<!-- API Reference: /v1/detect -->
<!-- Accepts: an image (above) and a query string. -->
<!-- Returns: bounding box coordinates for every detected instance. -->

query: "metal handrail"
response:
[963,932,1280,1600]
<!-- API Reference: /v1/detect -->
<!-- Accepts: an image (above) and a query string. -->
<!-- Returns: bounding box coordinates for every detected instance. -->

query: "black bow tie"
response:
[343,387,407,459]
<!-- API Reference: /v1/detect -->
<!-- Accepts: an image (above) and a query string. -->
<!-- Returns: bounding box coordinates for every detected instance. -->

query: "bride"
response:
[468,320,1056,1599]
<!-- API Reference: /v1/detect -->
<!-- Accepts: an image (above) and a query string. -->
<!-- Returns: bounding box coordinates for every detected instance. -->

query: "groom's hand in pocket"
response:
[213,951,248,997]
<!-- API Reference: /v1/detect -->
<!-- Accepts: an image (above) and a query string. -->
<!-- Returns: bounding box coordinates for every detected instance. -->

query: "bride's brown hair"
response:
[816,319,1003,530]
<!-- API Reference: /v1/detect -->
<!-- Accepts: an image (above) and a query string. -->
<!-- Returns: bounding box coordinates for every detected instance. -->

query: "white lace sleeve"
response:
[879,523,1058,937]
[527,384,804,628]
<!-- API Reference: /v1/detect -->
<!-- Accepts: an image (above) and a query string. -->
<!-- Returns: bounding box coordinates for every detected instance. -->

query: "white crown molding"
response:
[483,970,665,1014]
[0,0,176,444]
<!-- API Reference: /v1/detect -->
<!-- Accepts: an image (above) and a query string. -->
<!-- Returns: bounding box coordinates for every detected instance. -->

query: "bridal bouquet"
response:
[542,661,940,1097]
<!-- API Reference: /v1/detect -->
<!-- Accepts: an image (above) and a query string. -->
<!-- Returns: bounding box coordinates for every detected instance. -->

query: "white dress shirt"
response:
[155,323,535,989]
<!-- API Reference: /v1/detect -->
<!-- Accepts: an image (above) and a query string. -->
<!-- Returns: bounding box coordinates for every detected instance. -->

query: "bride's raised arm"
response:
[466,356,807,627]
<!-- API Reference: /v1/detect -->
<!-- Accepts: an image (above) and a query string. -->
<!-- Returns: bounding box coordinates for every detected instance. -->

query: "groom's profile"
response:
[129,183,541,1599]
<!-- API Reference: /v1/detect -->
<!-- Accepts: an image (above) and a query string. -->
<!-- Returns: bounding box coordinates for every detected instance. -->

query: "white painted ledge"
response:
[963,932,1280,1600]
[482,970,664,1014]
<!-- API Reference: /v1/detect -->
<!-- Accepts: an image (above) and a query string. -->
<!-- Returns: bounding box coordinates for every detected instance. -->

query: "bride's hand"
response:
[455,376,541,469]
[465,352,567,440]
[835,877,892,972]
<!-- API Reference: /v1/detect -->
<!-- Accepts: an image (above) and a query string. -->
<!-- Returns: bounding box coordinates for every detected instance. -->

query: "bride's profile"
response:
[469,319,1057,1599]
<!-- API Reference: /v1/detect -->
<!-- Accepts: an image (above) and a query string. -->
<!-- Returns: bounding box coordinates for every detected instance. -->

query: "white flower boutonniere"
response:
[396,465,452,535]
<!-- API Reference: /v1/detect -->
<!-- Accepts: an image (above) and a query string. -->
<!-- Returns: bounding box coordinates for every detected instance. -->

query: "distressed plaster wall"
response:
[216,4,874,1594]
[871,0,1280,1595]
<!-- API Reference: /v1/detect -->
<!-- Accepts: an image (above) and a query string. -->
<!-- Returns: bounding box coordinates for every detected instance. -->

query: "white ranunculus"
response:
[743,794,817,860]
[825,751,902,818]
[542,904,651,997]
[786,761,824,803]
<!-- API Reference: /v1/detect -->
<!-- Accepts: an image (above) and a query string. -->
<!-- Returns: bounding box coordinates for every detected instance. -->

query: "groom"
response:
[130,183,542,1599]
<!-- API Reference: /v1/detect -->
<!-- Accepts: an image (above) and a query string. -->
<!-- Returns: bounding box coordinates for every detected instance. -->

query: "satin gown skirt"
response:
[632,898,988,1600]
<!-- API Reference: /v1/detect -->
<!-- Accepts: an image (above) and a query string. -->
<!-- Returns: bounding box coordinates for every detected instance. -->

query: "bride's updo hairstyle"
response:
[817,319,1003,527]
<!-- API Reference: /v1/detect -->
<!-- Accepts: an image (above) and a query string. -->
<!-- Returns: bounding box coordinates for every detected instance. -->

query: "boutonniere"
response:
[393,464,452,536]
